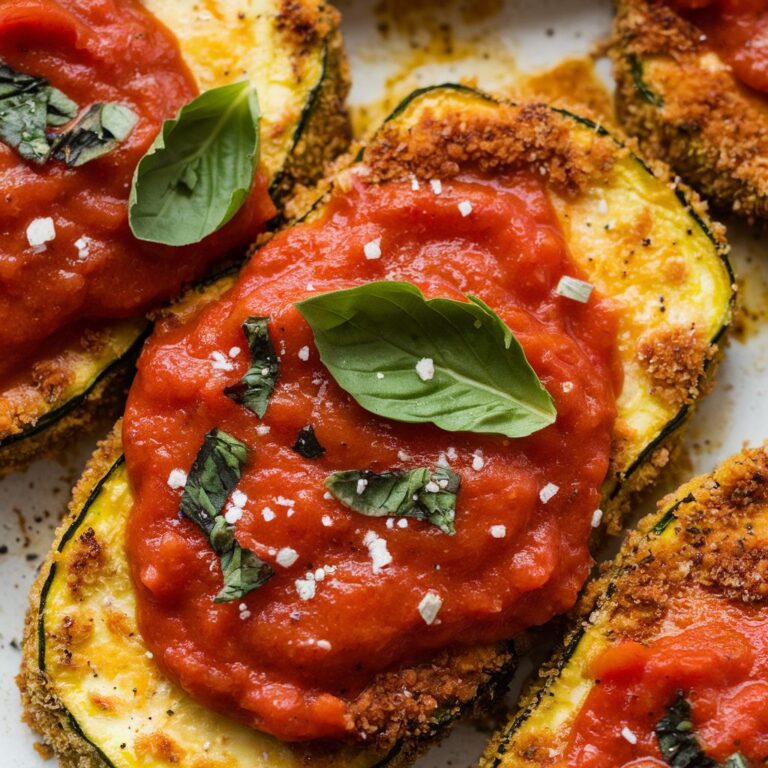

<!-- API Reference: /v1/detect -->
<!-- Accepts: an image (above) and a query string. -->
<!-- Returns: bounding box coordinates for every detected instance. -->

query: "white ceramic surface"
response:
[2,0,767,763]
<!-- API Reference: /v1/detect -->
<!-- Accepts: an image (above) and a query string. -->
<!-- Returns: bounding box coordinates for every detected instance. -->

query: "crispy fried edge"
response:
[612,0,768,220]
[0,0,351,478]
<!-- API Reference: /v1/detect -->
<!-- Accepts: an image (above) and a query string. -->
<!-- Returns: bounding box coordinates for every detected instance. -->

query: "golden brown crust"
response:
[365,101,617,196]
[636,323,714,407]
[612,0,768,219]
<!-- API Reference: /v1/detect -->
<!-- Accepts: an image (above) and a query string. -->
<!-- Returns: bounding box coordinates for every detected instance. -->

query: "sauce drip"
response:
[124,171,620,741]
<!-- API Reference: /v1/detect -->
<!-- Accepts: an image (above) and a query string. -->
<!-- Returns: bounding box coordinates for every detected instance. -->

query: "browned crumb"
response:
[134,732,186,765]
[364,101,618,196]
[33,742,54,760]
[637,324,713,407]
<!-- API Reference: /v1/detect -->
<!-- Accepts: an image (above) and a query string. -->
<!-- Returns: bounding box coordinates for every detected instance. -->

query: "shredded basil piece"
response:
[656,691,717,768]
[723,755,749,768]
[225,316,279,418]
[180,428,273,602]
[292,425,325,459]
[554,275,593,303]
[128,80,260,246]
[295,281,556,438]
[46,87,79,127]
[52,103,137,167]
[324,466,461,534]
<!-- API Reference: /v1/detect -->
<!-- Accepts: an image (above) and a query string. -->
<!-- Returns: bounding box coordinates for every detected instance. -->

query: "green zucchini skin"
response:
[0,0,351,477]
[481,447,768,767]
[612,0,768,220]
[21,84,733,768]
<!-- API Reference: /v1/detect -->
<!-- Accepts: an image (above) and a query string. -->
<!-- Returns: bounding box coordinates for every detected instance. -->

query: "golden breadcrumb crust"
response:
[612,0,768,220]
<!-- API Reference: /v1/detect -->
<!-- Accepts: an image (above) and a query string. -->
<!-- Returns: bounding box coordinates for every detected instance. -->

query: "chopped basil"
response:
[180,429,273,602]
[225,316,278,418]
[324,466,461,534]
[723,756,749,768]
[295,281,556,438]
[52,103,137,167]
[128,80,260,246]
[292,425,325,459]
[554,275,593,303]
[656,691,717,768]
[0,61,134,166]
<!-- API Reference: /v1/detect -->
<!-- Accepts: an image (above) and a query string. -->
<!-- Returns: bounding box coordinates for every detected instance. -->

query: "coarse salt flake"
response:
[321,514,333,527]
[262,507,276,522]
[411,177,420,191]
[276,547,299,568]
[167,469,187,490]
[298,345,310,361]
[472,451,485,471]
[224,506,243,525]
[316,639,332,650]
[397,518,408,528]
[591,509,603,528]
[539,482,560,504]
[228,346,241,358]
[424,480,440,493]
[376,372,385,379]
[74,235,91,259]
[295,578,316,601]
[621,727,638,745]
[363,530,392,573]
[275,496,294,507]
[430,179,442,194]
[256,425,271,436]
[26,217,56,248]
[418,591,443,625]
[490,525,506,538]
[386,518,394,529]
[210,351,234,371]
[364,237,382,260]
[356,478,368,495]
[458,200,473,217]
[231,490,247,508]
[415,357,435,381]
[562,381,574,393]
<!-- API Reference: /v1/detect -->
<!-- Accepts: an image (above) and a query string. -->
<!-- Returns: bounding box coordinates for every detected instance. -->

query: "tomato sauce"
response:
[671,0,768,94]
[0,0,274,381]
[565,585,768,767]
[124,171,621,741]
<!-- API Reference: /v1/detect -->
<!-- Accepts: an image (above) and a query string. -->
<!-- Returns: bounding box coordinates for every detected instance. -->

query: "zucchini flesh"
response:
[482,448,768,767]
[0,0,345,466]
[27,85,733,767]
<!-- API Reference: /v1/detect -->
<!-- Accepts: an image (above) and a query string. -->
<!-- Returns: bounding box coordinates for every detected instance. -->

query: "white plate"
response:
[2,0,767,763]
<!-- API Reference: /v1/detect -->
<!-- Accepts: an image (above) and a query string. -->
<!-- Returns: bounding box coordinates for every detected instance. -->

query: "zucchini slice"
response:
[481,446,768,767]
[21,85,733,767]
[0,0,350,476]
[612,0,768,220]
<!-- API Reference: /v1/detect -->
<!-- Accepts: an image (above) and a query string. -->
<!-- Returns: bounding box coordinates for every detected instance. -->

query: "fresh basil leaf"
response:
[723,755,749,768]
[52,103,137,167]
[0,63,51,163]
[46,87,78,126]
[324,466,460,534]
[225,316,278,418]
[656,691,717,768]
[180,428,273,602]
[292,425,325,459]
[295,281,556,438]
[128,80,260,246]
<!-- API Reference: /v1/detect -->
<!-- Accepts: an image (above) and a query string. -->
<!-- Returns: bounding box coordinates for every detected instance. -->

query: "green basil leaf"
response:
[52,103,137,167]
[295,281,556,438]
[180,428,273,602]
[0,63,52,163]
[292,425,325,459]
[46,87,78,127]
[723,755,750,768]
[324,466,461,534]
[655,691,717,768]
[128,80,260,246]
[225,316,278,418]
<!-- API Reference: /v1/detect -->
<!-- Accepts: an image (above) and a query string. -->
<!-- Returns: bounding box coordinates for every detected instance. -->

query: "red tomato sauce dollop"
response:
[565,586,768,767]
[124,172,621,742]
[671,0,768,93]
[0,0,274,381]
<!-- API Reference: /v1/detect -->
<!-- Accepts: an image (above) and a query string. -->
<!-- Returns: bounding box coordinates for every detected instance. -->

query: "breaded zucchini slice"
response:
[0,0,350,477]
[612,0,768,220]
[481,445,768,767]
[20,85,733,768]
